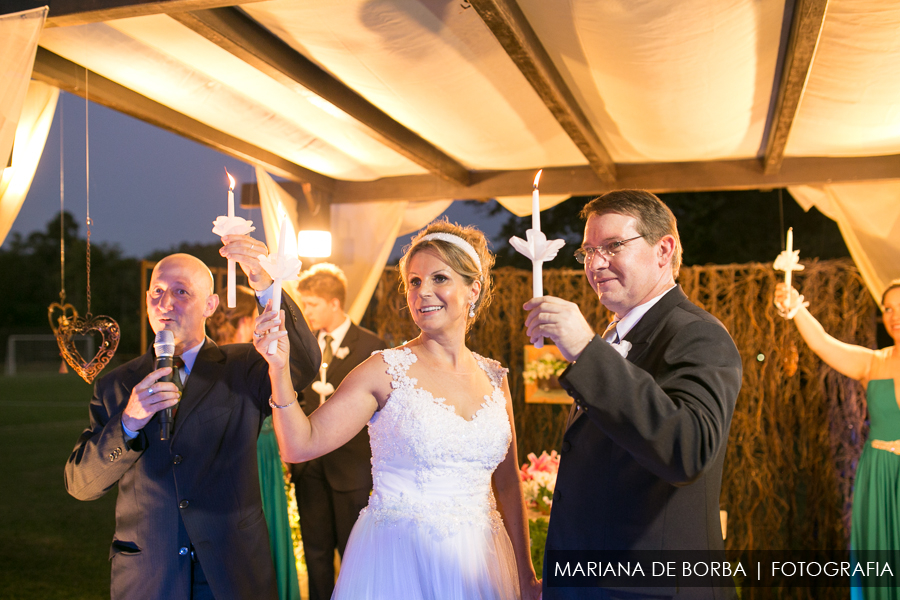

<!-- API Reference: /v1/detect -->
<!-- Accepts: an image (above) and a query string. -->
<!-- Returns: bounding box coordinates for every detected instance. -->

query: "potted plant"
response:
[523,353,568,391]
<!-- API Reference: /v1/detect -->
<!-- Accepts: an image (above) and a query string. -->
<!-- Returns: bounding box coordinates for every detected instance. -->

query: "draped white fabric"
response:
[256,167,299,255]
[17,0,900,304]
[788,182,900,303]
[332,196,451,322]
[0,81,59,246]
[0,7,46,169]
[0,7,48,245]
[41,0,900,180]
[255,168,449,321]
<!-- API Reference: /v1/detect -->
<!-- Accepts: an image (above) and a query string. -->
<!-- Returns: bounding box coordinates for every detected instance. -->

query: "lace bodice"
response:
[363,347,512,538]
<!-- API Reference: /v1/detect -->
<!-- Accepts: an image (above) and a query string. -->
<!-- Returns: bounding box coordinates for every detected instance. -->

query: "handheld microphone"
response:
[153,330,175,441]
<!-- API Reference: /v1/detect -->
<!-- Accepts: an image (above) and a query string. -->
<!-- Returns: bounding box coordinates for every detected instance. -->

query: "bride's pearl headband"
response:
[417,232,482,275]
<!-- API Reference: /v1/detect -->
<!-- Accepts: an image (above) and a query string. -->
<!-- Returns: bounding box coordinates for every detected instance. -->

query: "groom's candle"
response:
[533,170,544,347]
[532,169,542,234]
[226,170,237,308]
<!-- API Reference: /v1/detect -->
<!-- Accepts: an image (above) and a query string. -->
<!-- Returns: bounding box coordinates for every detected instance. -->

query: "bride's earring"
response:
[468,301,476,318]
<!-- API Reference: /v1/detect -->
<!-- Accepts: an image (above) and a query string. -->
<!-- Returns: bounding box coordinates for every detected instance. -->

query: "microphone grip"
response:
[155,356,174,440]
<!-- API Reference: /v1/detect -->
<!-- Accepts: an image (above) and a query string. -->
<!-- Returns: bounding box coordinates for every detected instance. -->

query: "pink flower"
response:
[519,450,560,487]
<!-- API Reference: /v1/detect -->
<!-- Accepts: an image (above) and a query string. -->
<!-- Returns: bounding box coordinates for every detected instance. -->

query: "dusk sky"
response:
[5,91,507,262]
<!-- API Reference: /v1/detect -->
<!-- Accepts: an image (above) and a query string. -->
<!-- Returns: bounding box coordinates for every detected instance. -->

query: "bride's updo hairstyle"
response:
[399,219,495,327]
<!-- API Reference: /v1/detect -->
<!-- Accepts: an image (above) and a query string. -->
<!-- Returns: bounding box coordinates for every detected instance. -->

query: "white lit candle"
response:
[267,217,288,355]
[226,170,237,308]
[318,366,328,405]
[532,169,542,233]
[784,227,793,290]
[532,170,544,347]
[509,169,565,350]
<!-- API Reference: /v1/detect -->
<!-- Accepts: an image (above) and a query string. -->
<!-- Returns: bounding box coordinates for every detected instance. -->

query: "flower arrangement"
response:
[520,450,560,515]
[522,353,568,388]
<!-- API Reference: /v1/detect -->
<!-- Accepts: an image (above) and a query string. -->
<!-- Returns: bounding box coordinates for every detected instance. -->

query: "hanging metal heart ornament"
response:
[48,87,122,383]
[56,313,120,383]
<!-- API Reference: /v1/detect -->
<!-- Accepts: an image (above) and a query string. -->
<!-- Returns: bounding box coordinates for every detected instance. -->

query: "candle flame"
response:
[533,169,543,189]
[225,169,235,191]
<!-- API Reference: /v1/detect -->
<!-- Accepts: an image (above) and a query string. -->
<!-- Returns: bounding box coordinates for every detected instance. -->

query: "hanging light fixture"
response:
[297,229,332,257]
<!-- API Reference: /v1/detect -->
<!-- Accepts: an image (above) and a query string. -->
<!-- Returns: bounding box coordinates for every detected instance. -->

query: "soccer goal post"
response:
[5,334,94,376]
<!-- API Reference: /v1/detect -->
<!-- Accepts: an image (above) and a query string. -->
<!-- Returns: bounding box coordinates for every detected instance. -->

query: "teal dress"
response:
[258,416,302,600]
[850,379,900,599]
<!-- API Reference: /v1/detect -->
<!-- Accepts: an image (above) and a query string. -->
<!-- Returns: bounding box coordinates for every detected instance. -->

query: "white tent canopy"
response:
[3,0,900,310]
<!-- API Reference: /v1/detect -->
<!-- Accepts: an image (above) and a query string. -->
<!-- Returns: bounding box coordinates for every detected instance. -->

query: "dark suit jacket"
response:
[544,286,742,600]
[290,322,385,491]
[65,293,320,600]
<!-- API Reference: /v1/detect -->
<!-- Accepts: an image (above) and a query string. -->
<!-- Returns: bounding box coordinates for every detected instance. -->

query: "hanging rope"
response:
[51,69,120,384]
[84,69,92,317]
[59,101,66,305]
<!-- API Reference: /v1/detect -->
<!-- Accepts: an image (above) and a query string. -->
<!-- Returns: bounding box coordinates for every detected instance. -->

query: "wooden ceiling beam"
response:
[172,7,471,187]
[31,47,336,189]
[314,154,900,204]
[469,0,616,185]
[761,0,830,175]
[1,0,264,28]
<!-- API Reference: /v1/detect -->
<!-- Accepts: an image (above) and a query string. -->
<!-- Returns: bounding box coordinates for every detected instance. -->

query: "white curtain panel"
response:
[256,167,299,254]
[334,197,450,323]
[788,181,900,303]
[255,167,449,321]
[332,200,408,323]
[0,81,59,246]
[0,7,48,244]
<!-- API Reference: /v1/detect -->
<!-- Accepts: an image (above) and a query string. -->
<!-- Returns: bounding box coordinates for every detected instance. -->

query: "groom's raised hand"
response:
[523,296,595,362]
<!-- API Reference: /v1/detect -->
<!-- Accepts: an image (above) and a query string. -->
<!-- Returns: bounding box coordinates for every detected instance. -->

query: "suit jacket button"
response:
[554,489,562,501]
[107,453,115,462]
[173,455,183,465]
[562,441,571,452]
[179,500,189,509]
[179,547,189,556]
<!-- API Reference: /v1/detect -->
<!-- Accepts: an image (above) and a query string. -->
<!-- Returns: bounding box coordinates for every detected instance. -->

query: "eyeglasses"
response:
[574,236,644,264]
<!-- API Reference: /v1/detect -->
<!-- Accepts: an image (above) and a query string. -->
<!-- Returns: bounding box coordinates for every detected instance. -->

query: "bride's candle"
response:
[267,217,288,355]
[784,227,793,289]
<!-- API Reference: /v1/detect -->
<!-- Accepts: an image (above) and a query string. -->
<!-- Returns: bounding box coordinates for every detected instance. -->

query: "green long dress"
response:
[850,379,900,599]
[258,416,302,600]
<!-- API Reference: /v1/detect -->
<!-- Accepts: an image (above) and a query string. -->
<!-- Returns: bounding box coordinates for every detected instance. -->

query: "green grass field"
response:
[0,373,116,599]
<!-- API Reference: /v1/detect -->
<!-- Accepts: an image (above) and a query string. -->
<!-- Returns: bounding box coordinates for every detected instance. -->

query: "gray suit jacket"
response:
[544,286,742,600]
[65,292,320,600]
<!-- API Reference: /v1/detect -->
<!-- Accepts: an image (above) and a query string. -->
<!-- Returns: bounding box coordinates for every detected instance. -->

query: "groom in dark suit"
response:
[289,263,386,600]
[65,237,320,600]
[524,190,742,600]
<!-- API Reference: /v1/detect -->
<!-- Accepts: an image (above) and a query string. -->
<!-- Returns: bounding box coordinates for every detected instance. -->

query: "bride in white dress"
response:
[257,220,542,600]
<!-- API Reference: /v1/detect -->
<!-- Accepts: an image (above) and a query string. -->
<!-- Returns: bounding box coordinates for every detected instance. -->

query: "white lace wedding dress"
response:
[332,347,521,600]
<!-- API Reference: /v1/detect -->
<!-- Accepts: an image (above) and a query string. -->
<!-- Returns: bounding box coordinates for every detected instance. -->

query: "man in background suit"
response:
[524,190,743,599]
[289,263,386,600]
[65,236,320,600]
